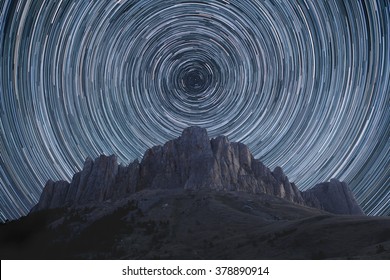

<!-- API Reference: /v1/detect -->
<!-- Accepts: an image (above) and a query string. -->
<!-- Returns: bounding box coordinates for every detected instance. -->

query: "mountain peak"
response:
[181,126,208,137]
[31,127,363,216]
[302,178,364,215]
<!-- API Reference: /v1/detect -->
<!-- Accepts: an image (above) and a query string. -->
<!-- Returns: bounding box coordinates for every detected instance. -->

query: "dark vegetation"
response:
[1,189,390,259]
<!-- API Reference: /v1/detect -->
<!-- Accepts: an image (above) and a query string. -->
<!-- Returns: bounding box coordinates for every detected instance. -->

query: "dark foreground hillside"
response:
[1,188,389,260]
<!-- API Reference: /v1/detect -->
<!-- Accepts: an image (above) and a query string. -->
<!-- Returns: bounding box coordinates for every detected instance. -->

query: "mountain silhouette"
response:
[32,126,363,215]
[1,126,389,260]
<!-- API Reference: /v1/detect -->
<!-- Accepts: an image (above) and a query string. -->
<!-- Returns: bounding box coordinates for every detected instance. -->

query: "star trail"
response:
[0,0,389,221]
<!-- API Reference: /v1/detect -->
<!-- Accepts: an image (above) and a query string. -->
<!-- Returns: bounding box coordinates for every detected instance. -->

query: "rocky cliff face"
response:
[31,126,363,215]
[302,179,364,215]
[33,155,122,211]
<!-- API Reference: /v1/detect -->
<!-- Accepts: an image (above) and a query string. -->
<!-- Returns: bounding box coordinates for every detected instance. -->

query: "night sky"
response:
[0,0,389,221]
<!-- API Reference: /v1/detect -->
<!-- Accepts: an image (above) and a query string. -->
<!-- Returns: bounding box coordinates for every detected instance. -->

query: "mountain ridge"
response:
[3,127,389,260]
[31,126,363,216]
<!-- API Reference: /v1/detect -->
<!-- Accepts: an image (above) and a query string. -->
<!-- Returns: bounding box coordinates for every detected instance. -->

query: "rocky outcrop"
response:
[112,160,139,199]
[138,126,216,190]
[32,180,70,211]
[209,136,305,204]
[32,155,127,211]
[31,126,363,215]
[138,127,304,205]
[302,179,364,215]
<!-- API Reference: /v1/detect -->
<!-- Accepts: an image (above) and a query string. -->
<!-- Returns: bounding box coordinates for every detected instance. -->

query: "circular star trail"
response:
[0,0,389,221]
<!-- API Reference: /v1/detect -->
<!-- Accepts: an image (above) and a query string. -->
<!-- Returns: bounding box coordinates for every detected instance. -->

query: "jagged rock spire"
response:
[31,126,363,215]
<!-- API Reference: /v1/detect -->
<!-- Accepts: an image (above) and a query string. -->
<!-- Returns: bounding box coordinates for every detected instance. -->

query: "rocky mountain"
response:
[31,126,363,215]
[2,127,389,260]
[302,179,364,215]
[1,188,389,260]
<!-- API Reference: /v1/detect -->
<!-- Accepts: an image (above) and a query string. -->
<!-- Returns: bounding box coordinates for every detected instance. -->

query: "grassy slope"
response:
[1,188,389,259]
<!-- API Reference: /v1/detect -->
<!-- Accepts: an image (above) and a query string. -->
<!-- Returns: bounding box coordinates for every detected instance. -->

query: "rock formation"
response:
[31,126,364,215]
[302,179,364,215]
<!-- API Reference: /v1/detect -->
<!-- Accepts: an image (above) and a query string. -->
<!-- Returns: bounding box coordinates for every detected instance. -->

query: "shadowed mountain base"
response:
[1,189,389,260]
[1,127,385,259]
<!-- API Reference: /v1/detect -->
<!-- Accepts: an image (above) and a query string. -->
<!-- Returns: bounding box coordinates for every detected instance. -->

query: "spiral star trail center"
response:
[185,71,205,91]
